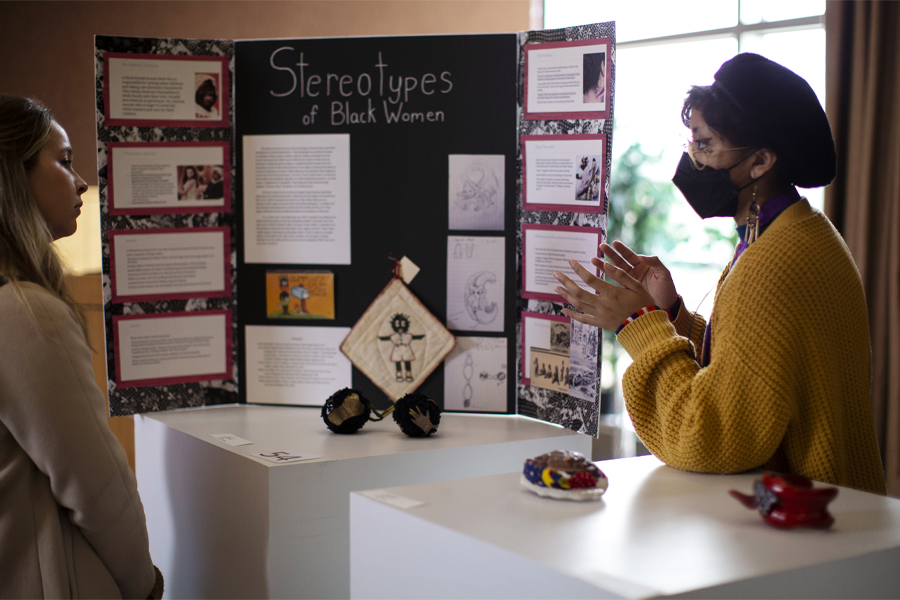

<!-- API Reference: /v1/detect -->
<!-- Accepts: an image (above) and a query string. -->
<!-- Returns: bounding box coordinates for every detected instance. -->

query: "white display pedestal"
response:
[134,404,589,599]
[350,455,900,599]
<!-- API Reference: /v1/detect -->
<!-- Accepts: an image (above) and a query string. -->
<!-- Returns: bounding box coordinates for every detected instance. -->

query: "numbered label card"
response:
[251,450,320,465]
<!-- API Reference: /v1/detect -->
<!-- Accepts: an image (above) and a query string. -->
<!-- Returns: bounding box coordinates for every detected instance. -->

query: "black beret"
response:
[713,53,835,188]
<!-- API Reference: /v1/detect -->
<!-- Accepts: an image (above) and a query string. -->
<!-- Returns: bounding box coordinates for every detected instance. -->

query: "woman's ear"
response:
[750,148,778,180]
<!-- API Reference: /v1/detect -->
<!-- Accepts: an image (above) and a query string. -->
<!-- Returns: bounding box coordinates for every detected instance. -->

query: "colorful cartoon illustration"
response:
[378,313,426,383]
[291,284,310,314]
[265,271,334,319]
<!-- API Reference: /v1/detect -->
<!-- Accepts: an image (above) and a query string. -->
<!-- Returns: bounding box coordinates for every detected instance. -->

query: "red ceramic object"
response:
[729,472,838,530]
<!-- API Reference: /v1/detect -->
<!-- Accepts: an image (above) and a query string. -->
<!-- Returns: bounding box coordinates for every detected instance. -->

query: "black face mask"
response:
[671,152,755,219]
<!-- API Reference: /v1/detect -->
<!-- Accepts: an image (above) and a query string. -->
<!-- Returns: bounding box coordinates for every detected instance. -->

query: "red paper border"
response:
[520,311,571,386]
[107,141,232,216]
[521,223,602,302]
[113,310,233,388]
[103,52,230,128]
[109,226,232,303]
[523,38,611,121]
[521,133,607,214]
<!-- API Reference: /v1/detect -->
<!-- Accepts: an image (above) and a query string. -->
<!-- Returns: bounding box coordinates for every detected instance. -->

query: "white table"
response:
[134,404,590,599]
[350,455,900,599]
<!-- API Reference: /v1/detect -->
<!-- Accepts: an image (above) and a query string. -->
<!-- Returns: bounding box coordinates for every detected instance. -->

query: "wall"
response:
[0,0,530,186]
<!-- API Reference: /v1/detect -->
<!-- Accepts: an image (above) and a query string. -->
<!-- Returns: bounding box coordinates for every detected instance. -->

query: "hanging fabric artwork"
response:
[340,269,456,402]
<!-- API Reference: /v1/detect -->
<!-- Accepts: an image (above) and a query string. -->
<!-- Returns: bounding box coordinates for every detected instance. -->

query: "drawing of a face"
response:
[455,160,499,212]
[390,313,410,334]
[458,180,477,200]
[465,271,498,325]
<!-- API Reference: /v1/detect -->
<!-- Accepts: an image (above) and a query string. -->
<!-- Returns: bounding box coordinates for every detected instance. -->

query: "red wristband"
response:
[616,305,658,335]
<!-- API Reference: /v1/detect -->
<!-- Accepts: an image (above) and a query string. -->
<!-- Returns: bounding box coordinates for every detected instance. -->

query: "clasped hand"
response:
[554,241,678,332]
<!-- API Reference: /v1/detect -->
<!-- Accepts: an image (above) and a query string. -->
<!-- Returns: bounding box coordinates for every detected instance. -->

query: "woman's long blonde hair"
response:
[0,95,87,338]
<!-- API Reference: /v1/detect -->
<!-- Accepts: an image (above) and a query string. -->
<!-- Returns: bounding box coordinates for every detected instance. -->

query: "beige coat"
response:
[0,282,155,599]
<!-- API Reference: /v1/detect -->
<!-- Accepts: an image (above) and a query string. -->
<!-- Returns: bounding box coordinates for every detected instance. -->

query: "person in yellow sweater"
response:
[554,53,886,494]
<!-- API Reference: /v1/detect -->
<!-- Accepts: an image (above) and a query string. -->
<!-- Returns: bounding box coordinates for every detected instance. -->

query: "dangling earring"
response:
[745,183,760,246]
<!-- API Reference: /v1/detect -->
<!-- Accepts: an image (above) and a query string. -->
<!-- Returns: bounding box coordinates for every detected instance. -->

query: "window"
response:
[545,0,826,312]
[544,1,826,432]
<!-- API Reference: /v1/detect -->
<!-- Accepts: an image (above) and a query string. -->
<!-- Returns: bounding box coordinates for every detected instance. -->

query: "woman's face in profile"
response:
[584,61,605,104]
[27,121,87,241]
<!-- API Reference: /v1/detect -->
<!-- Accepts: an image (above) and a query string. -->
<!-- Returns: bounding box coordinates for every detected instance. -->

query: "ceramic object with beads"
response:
[520,450,608,501]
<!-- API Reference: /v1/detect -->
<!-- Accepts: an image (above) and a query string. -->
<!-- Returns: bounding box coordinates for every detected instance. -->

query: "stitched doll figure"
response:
[378,313,425,382]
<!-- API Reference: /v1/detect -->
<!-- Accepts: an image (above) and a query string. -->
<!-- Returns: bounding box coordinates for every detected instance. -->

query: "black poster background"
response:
[234,35,519,411]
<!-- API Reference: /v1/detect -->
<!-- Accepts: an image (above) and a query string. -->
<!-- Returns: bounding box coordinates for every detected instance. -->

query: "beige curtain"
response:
[825,1,900,497]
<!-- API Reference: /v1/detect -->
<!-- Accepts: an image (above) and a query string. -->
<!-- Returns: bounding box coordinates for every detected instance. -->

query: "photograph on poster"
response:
[104,53,229,127]
[446,236,505,332]
[448,154,505,230]
[245,325,352,405]
[568,320,599,402]
[522,224,601,302]
[114,311,231,388]
[177,165,224,200]
[530,347,570,394]
[582,52,606,105]
[109,227,230,303]
[194,73,221,119]
[522,134,606,212]
[242,134,351,264]
[265,271,335,320]
[524,39,611,120]
[576,156,602,202]
[443,336,507,412]
[107,142,230,214]
[521,311,570,386]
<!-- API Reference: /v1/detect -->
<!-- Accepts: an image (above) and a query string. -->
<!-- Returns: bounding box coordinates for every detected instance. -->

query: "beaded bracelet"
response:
[615,305,659,335]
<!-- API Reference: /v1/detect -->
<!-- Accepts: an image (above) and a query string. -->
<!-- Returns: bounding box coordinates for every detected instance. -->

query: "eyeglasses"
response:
[682,138,751,170]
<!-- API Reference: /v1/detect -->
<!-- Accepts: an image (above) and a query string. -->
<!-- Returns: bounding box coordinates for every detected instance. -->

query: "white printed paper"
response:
[109,144,227,211]
[446,236,505,332]
[245,325,352,405]
[523,227,600,298]
[526,43,608,114]
[360,489,425,510]
[107,56,225,122]
[243,134,351,264]
[443,337,507,411]
[448,154,505,230]
[116,313,228,383]
[211,433,253,447]
[111,229,227,300]
[524,136,604,208]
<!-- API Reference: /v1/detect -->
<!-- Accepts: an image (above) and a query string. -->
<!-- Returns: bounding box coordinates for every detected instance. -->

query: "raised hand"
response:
[601,241,678,310]
[554,258,656,332]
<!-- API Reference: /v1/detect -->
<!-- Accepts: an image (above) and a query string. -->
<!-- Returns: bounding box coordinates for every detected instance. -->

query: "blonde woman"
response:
[0,96,163,598]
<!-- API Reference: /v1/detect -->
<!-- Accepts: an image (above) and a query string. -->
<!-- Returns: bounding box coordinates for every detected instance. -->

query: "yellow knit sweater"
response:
[617,199,886,494]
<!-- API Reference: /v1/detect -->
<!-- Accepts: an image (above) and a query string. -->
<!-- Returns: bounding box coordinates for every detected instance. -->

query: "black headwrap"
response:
[713,53,836,188]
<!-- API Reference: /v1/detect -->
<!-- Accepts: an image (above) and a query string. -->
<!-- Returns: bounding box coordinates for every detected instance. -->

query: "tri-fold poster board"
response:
[94,22,615,436]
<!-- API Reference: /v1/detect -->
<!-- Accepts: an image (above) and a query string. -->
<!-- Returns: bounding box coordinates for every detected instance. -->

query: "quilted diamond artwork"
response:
[340,277,456,401]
